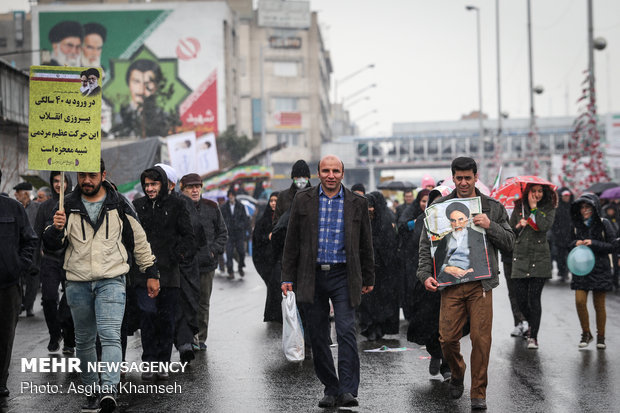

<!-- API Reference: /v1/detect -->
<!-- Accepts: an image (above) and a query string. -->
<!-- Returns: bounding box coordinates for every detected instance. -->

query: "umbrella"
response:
[377,180,417,191]
[584,182,619,195]
[600,186,620,200]
[491,176,557,209]
[441,176,491,196]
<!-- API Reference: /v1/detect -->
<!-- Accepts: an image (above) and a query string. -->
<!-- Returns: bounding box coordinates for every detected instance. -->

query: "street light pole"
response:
[526,0,539,175]
[466,5,484,172]
[335,63,375,104]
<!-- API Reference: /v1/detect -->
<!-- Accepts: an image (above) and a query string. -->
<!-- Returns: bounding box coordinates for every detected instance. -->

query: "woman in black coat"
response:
[569,193,615,349]
[406,186,454,379]
[398,189,430,320]
[251,192,282,322]
[358,191,400,340]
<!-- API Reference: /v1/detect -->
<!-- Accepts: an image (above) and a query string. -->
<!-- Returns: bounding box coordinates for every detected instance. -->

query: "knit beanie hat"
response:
[291,160,311,179]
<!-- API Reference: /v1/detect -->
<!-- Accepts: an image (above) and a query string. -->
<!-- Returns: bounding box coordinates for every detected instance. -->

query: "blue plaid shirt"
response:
[317,184,346,264]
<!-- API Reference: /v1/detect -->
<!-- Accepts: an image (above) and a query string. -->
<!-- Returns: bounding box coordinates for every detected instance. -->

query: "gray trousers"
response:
[196,270,215,343]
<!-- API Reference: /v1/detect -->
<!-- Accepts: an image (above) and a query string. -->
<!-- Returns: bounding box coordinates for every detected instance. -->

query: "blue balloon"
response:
[567,245,595,276]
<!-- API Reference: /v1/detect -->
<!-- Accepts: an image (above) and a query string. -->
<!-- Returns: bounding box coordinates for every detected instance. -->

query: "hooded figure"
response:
[397,188,430,321]
[252,192,282,322]
[358,191,400,341]
[272,159,312,225]
[569,193,615,292]
[569,193,616,349]
[33,171,76,353]
[550,187,574,281]
[132,165,197,368]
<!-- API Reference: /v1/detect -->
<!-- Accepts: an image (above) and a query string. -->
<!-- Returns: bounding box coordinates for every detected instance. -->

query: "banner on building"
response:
[28,65,102,172]
[33,3,229,138]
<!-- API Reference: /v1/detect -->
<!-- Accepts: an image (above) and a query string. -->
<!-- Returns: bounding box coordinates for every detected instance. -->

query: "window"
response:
[273,61,298,77]
[278,133,303,147]
[274,97,298,112]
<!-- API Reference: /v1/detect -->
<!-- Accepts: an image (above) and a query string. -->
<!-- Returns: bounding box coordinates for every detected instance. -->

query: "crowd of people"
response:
[1,154,620,411]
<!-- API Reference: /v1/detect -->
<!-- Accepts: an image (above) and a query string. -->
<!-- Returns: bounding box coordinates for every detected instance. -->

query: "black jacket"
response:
[569,193,615,291]
[252,205,275,279]
[186,195,228,272]
[221,200,249,239]
[34,172,73,262]
[133,166,197,287]
[0,195,38,288]
[272,181,311,225]
[551,187,574,248]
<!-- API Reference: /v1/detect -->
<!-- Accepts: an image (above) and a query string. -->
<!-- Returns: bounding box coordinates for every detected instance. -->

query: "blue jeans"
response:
[66,276,126,391]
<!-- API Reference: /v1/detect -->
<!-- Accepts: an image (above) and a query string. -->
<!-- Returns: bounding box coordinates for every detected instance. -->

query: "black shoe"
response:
[337,393,359,407]
[99,393,117,413]
[81,395,99,413]
[26,309,35,317]
[0,386,9,397]
[471,398,487,410]
[429,357,441,375]
[448,379,464,399]
[318,395,336,408]
[238,268,244,277]
[141,371,155,381]
[47,336,62,352]
[227,271,234,280]
[157,371,169,380]
[62,346,75,355]
[179,344,195,364]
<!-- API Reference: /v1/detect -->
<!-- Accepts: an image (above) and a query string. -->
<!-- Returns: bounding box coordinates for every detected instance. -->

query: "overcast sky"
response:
[4,0,620,137]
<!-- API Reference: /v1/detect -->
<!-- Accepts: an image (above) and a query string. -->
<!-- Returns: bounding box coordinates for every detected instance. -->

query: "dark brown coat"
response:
[281,185,375,307]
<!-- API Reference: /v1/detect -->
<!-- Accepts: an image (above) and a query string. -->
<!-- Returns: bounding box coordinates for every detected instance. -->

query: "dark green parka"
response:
[509,188,557,279]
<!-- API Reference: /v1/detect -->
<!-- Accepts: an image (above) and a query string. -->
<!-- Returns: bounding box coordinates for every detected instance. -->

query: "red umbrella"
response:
[491,176,557,209]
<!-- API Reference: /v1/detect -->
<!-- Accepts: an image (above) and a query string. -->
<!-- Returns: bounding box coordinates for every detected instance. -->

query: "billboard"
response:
[32,2,230,139]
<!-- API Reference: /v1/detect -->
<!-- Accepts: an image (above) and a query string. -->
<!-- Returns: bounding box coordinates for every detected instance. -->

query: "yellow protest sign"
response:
[28,66,102,172]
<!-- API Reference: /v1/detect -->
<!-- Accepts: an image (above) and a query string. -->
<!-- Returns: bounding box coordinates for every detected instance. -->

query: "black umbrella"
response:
[377,180,417,191]
[583,182,619,195]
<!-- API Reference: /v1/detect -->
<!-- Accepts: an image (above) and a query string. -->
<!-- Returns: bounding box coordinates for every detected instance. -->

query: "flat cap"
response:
[180,173,203,187]
[13,182,33,191]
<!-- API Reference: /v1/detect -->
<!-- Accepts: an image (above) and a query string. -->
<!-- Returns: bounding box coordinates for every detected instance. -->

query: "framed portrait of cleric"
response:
[424,197,491,289]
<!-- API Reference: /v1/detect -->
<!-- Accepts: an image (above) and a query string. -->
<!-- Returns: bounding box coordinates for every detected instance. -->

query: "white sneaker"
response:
[510,325,522,337]
[520,320,530,337]
[527,338,538,349]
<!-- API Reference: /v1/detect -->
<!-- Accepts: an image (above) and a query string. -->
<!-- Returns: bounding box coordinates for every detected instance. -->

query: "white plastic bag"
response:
[282,291,305,362]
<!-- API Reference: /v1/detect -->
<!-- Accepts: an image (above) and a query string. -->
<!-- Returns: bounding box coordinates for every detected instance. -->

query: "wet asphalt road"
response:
[4,261,620,412]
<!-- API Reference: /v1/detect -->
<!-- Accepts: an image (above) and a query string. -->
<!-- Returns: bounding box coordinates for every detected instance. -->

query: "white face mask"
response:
[294,178,308,189]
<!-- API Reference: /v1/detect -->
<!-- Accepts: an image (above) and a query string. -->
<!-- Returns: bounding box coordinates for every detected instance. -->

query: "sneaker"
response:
[192,343,200,351]
[527,338,539,349]
[199,342,207,351]
[597,336,606,350]
[81,395,99,413]
[62,346,75,355]
[429,357,441,376]
[510,324,523,337]
[47,336,62,352]
[579,331,594,348]
[520,320,530,339]
[318,395,336,408]
[99,393,117,413]
[442,370,452,382]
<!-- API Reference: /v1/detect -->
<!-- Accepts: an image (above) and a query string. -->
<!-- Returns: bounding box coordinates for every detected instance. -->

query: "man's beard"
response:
[81,181,102,196]
[52,49,79,66]
[81,52,101,67]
